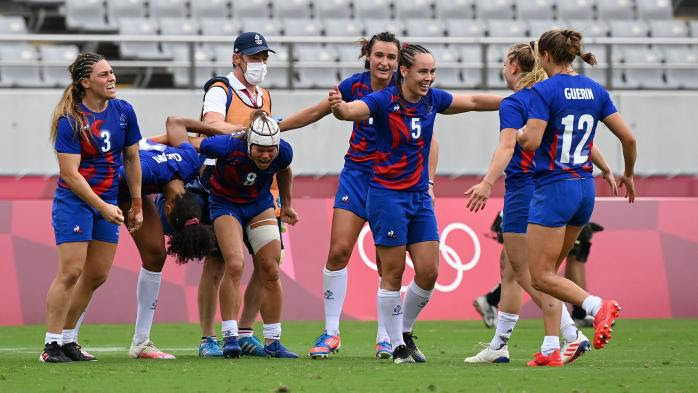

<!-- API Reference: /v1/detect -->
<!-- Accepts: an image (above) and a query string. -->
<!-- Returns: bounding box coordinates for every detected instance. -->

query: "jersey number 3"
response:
[100,130,111,152]
[560,114,594,165]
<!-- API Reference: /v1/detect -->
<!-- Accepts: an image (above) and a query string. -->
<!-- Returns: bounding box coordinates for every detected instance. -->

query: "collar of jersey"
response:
[225,72,262,107]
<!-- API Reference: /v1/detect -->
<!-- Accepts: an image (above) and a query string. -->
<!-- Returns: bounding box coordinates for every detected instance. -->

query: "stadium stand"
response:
[39,44,79,87]
[64,0,116,32]
[435,0,475,19]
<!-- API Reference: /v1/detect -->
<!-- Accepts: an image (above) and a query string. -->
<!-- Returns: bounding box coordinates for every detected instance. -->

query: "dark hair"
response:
[396,43,431,98]
[506,42,547,88]
[359,31,401,69]
[537,29,596,67]
[49,53,106,145]
[167,192,217,264]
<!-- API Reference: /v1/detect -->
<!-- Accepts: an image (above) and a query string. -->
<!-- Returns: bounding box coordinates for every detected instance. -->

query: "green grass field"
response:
[1,319,697,393]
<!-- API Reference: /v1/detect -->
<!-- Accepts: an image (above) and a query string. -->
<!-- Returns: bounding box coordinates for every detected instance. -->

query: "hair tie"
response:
[184,218,200,227]
[402,42,410,49]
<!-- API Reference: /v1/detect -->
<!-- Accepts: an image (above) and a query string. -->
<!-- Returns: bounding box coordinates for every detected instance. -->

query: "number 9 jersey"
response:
[527,74,617,186]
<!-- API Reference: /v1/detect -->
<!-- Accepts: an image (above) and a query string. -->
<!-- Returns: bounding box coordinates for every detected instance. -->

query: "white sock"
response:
[378,289,405,347]
[541,335,560,355]
[72,304,89,343]
[45,332,63,346]
[402,281,432,334]
[560,304,579,342]
[133,268,162,345]
[263,323,282,341]
[582,295,602,317]
[322,267,348,336]
[375,280,390,343]
[62,329,76,345]
[489,311,519,350]
[222,320,238,338]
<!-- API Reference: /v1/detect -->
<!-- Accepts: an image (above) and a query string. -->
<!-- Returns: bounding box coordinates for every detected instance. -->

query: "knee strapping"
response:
[246,220,280,255]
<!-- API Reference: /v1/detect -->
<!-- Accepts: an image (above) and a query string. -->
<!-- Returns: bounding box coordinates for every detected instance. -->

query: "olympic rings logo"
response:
[357,222,481,293]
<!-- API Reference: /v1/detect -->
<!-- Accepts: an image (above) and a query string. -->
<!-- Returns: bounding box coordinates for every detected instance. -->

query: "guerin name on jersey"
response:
[564,88,594,100]
[151,152,182,164]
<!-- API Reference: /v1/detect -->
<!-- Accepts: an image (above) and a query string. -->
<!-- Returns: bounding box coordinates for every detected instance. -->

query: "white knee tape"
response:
[245,223,280,254]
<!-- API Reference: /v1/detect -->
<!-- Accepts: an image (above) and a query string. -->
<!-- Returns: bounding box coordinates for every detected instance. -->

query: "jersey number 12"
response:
[560,114,594,165]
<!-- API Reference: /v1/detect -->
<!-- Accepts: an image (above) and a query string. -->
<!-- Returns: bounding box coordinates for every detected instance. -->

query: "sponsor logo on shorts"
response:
[73,225,82,234]
[341,195,349,203]
[387,230,396,238]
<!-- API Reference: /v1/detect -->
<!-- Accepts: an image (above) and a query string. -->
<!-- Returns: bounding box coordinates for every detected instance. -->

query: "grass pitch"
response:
[1,319,696,393]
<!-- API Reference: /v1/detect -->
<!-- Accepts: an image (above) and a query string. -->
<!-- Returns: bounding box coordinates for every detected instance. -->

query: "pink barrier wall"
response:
[1,197,697,326]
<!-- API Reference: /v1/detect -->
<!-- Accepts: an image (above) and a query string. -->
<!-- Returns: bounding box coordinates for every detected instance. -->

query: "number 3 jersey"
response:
[55,99,142,200]
[528,74,617,186]
[199,134,293,204]
[360,85,453,192]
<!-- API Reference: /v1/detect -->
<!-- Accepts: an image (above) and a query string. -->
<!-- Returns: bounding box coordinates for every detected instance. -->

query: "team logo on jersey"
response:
[392,305,402,316]
[341,195,349,203]
[324,290,334,300]
[393,104,400,112]
[119,113,127,130]
[387,230,396,238]
[73,225,82,234]
[254,34,263,45]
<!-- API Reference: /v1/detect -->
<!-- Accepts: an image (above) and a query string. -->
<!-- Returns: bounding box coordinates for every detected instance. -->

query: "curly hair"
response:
[166,192,217,264]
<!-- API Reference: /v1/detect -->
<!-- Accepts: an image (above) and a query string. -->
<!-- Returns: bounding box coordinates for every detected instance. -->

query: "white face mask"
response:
[243,62,267,85]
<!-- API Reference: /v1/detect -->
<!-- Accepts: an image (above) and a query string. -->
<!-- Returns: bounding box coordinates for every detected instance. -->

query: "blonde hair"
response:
[507,42,547,88]
[49,53,105,146]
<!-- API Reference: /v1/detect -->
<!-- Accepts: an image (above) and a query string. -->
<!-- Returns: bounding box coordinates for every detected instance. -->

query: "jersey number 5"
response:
[100,130,111,152]
[243,172,257,186]
[411,118,421,139]
[560,114,594,165]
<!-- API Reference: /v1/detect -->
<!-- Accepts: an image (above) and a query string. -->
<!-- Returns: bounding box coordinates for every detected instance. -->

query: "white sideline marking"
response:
[0,347,197,353]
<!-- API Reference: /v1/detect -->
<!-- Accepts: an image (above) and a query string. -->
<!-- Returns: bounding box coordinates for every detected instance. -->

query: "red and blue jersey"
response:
[55,99,141,200]
[499,88,536,184]
[361,85,453,191]
[122,138,205,195]
[199,135,292,204]
[528,74,617,186]
[337,71,397,172]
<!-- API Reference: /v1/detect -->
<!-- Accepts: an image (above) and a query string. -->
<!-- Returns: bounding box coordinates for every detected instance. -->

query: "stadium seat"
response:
[159,18,202,59]
[435,0,475,19]
[272,0,312,19]
[322,18,364,37]
[597,0,635,20]
[637,0,673,20]
[689,20,698,37]
[232,0,271,18]
[405,19,446,37]
[557,0,594,21]
[240,18,283,36]
[0,44,42,87]
[457,44,483,88]
[282,18,322,36]
[476,0,514,20]
[567,19,609,38]
[106,0,146,25]
[118,18,171,59]
[394,0,434,19]
[621,47,665,89]
[364,18,405,36]
[39,44,79,87]
[649,20,688,38]
[200,17,241,36]
[515,0,553,21]
[581,44,623,88]
[0,16,29,35]
[663,46,698,89]
[65,0,115,32]
[446,19,486,37]
[265,44,291,88]
[486,67,507,88]
[191,0,230,19]
[354,0,392,20]
[609,19,650,59]
[486,19,526,66]
[294,45,339,88]
[335,44,362,63]
[430,45,461,88]
[527,19,566,39]
[149,0,188,19]
[171,48,215,88]
[314,0,352,19]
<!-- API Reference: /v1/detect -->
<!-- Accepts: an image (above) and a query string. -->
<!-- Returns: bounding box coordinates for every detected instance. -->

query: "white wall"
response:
[1,89,696,176]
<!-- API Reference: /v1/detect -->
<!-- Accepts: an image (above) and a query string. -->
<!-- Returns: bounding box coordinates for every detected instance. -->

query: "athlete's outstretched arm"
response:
[428,136,439,203]
[590,145,618,197]
[279,99,332,132]
[122,143,143,232]
[442,93,503,114]
[328,85,371,121]
[276,166,299,226]
[166,116,239,146]
[517,119,546,151]
[465,129,516,212]
[602,112,637,202]
[202,111,245,133]
[57,153,124,225]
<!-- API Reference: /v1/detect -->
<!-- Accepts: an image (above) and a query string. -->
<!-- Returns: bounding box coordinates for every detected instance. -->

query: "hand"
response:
[280,206,299,226]
[464,181,492,213]
[602,170,618,197]
[428,184,435,206]
[100,203,124,225]
[328,85,343,110]
[127,197,144,233]
[618,174,635,203]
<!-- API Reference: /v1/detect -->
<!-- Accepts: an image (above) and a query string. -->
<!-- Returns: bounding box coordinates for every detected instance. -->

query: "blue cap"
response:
[234,32,276,55]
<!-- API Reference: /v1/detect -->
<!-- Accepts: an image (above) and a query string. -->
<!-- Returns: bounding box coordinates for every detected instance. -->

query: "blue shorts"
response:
[52,187,119,245]
[366,187,439,246]
[502,180,534,234]
[209,194,275,228]
[333,166,370,220]
[528,178,595,228]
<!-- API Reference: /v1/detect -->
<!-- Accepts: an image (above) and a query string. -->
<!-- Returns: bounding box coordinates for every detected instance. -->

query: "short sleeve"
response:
[599,88,618,120]
[122,100,142,146]
[431,88,454,113]
[360,88,391,117]
[499,97,525,131]
[278,141,293,169]
[55,117,81,154]
[528,84,551,122]
[202,86,228,116]
[199,135,234,158]
[338,74,357,102]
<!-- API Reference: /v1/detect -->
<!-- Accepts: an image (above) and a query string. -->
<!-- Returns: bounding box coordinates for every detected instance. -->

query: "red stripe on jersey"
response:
[351,82,370,97]
[521,150,535,173]
[387,112,410,149]
[80,119,103,157]
[562,166,582,177]
[548,133,558,171]
[92,151,116,195]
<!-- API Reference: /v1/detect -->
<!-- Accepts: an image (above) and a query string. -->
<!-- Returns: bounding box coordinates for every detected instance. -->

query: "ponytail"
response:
[507,41,547,88]
[167,192,217,264]
[538,29,596,67]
